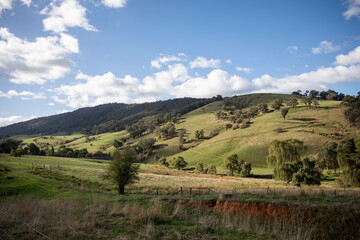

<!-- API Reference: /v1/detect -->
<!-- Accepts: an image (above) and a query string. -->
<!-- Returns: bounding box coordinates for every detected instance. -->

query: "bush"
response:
[208,165,217,174]
[170,156,187,170]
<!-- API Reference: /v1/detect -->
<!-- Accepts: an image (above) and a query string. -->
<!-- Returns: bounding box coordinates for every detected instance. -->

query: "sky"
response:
[0,0,360,126]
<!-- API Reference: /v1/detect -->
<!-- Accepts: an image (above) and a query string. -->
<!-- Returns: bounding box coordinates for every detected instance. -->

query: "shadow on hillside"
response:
[155,144,168,149]
[251,174,273,179]
[291,117,317,122]
[183,167,195,171]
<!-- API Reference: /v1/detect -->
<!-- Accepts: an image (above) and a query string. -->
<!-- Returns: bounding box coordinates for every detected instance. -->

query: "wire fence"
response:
[140,186,360,198]
[0,210,52,240]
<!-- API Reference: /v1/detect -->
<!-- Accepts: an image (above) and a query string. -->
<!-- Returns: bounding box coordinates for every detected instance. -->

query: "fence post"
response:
[156,189,159,195]
[190,188,192,195]
[208,188,211,195]
[334,190,337,198]
[180,187,183,196]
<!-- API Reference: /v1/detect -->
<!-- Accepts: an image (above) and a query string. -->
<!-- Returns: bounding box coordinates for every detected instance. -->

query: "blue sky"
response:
[0,0,360,126]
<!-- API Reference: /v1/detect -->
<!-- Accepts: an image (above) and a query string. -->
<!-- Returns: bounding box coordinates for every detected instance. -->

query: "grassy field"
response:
[1,153,360,239]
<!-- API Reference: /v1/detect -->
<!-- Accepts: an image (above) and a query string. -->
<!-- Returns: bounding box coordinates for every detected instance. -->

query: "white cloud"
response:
[48,102,55,106]
[41,0,96,33]
[0,115,36,127]
[53,71,142,108]
[0,28,78,84]
[0,0,31,15]
[0,90,45,99]
[174,69,252,98]
[0,0,12,14]
[102,0,127,8]
[312,41,340,54]
[236,66,253,74]
[343,0,360,20]
[225,59,232,64]
[252,64,360,93]
[334,46,360,65]
[51,46,360,108]
[151,55,182,69]
[189,57,221,69]
[287,45,298,54]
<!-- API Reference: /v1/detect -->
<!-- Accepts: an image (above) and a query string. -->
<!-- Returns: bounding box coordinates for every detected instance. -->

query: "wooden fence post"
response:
[156,189,159,195]
[180,187,183,196]
[190,188,192,195]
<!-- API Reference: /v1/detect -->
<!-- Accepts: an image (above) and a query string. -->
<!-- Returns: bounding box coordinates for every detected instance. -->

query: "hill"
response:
[14,93,359,173]
[0,97,214,138]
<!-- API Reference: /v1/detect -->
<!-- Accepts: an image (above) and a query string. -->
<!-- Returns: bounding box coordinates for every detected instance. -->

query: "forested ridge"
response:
[0,97,215,138]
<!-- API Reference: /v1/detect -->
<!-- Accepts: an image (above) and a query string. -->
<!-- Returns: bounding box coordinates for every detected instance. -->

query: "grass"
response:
[1,153,360,239]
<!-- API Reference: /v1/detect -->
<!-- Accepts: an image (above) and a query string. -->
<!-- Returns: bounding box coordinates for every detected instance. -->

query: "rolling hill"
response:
[16,93,358,172]
[0,97,213,138]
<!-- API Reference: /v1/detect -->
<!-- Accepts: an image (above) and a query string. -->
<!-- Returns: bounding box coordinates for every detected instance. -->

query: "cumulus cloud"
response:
[252,64,360,93]
[236,66,253,74]
[190,57,221,69]
[0,115,36,127]
[151,54,183,69]
[312,41,340,54]
[51,46,360,108]
[0,28,78,84]
[225,59,232,64]
[287,45,298,54]
[53,71,143,108]
[343,0,360,20]
[41,0,96,33]
[102,0,127,8]
[335,46,360,65]
[0,90,45,99]
[174,69,251,98]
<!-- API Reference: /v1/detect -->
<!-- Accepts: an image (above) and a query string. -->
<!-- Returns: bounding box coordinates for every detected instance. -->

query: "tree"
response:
[0,138,22,153]
[106,148,139,194]
[50,145,55,156]
[225,123,233,131]
[195,129,205,139]
[342,93,360,127]
[257,103,268,113]
[196,162,205,173]
[208,165,217,174]
[267,139,305,182]
[287,98,299,109]
[113,139,124,149]
[170,156,188,170]
[313,100,320,109]
[281,108,289,120]
[10,148,24,157]
[271,99,283,110]
[292,157,321,186]
[225,154,239,176]
[309,90,319,99]
[157,123,176,139]
[336,138,360,186]
[158,157,169,167]
[318,142,339,173]
[138,138,156,153]
[240,162,252,177]
[28,143,40,155]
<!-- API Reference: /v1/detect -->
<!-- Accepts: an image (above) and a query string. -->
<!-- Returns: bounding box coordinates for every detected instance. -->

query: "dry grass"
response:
[0,198,115,239]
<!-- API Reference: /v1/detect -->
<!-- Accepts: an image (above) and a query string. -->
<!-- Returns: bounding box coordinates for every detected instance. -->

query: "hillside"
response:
[169,100,352,168]
[0,97,213,138]
[16,93,358,173]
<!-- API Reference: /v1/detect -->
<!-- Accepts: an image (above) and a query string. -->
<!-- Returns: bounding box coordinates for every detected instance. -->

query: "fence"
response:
[140,186,360,198]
